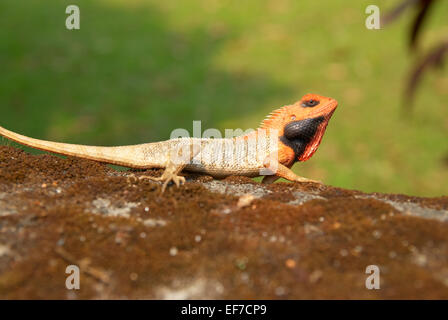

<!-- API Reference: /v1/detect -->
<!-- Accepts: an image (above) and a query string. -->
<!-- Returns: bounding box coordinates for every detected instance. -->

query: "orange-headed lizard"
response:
[0,94,338,192]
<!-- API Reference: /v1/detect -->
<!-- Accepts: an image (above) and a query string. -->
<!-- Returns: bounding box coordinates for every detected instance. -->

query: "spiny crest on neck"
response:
[258,105,289,130]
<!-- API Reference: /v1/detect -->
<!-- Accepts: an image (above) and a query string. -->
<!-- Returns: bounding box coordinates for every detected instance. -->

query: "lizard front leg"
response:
[262,157,321,184]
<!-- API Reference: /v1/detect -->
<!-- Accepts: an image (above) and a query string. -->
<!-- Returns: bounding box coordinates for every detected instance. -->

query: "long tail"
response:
[0,125,154,168]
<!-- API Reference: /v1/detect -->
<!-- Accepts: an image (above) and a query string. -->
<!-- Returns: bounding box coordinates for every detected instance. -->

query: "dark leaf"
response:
[405,39,448,108]
[443,153,448,168]
[409,0,435,50]
[382,0,420,25]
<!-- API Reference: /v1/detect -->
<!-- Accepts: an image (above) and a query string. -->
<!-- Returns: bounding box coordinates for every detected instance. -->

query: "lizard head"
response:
[259,93,338,162]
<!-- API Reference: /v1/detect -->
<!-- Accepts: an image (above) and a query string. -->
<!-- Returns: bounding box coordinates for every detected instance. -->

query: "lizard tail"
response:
[0,125,153,168]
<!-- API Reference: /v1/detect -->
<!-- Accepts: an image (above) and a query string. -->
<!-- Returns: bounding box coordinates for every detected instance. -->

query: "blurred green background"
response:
[0,0,447,196]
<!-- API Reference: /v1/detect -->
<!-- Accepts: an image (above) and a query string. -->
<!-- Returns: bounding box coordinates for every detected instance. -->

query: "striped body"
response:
[143,134,279,177]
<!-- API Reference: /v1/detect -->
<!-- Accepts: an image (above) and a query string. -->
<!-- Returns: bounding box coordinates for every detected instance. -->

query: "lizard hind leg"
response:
[139,163,186,193]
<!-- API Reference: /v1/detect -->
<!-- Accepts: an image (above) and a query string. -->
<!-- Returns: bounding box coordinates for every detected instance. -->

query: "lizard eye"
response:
[290,115,296,120]
[302,99,320,108]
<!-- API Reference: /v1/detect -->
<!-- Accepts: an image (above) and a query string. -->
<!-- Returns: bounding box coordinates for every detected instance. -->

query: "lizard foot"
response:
[138,172,186,193]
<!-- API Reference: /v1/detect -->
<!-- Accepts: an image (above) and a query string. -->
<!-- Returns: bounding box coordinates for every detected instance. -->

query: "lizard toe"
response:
[294,177,321,184]
[174,176,186,187]
[161,181,169,193]
[126,174,138,184]
[139,175,163,182]
[158,174,186,192]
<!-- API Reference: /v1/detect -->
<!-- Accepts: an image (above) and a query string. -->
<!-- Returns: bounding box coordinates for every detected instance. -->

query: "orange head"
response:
[259,93,338,162]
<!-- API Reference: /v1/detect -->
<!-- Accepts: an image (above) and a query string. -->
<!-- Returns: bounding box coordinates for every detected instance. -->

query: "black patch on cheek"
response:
[280,116,325,159]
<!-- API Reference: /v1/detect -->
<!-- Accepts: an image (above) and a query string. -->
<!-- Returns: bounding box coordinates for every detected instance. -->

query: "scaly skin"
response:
[0,94,338,192]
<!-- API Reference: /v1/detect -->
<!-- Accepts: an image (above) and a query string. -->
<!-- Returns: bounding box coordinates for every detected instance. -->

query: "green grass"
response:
[0,0,447,196]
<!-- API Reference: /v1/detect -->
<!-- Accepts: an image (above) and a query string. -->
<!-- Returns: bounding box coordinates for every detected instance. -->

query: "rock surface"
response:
[0,145,447,299]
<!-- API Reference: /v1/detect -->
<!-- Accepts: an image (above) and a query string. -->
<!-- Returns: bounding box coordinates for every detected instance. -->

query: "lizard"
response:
[0,93,338,192]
